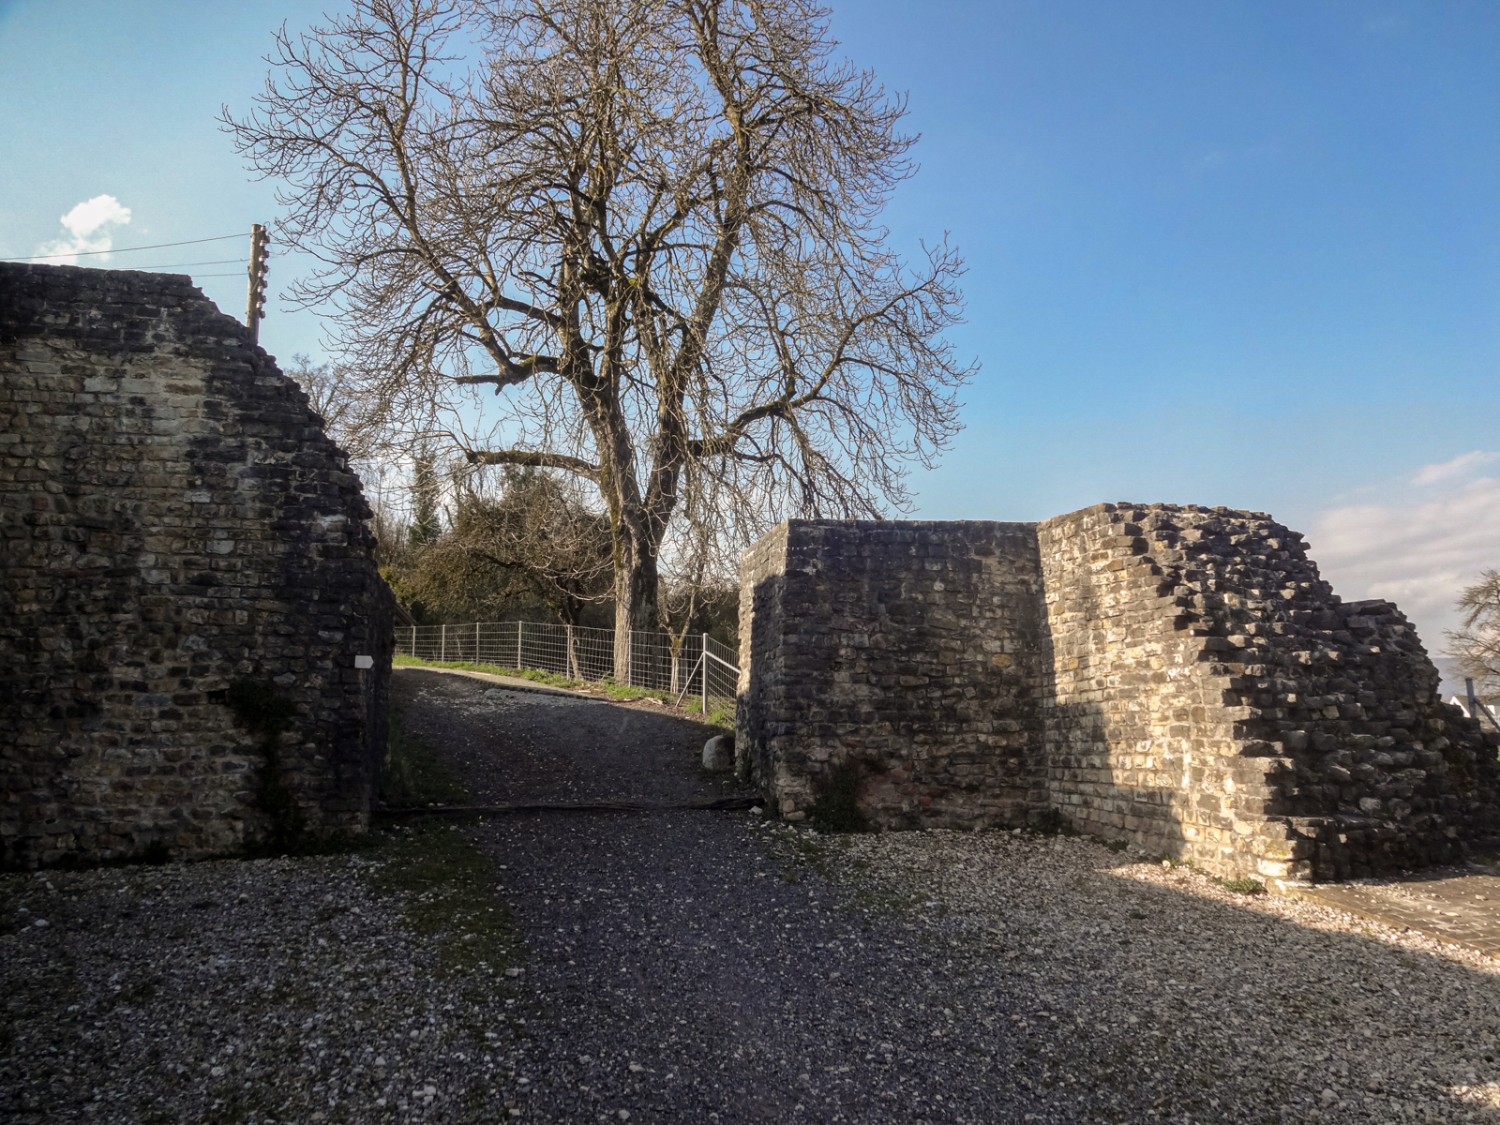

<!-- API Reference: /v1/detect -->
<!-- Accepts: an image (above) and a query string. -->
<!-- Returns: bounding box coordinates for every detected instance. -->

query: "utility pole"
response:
[245,224,270,345]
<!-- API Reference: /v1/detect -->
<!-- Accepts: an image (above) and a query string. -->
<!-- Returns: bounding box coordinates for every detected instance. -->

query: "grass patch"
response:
[771,827,825,883]
[364,823,522,980]
[703,700,736,730]
[1155,854,1211,874]
[394,653,579,692]
[775,833,936,928]
[365,694,520,991]
[596,679,668,703]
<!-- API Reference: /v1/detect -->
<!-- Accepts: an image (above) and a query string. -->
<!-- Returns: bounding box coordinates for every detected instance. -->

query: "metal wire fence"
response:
[394,620,739,714]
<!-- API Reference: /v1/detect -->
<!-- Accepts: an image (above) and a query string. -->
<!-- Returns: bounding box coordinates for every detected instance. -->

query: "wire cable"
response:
[123,258,247,270]
[105,269,248,280]
[1,233,245,263]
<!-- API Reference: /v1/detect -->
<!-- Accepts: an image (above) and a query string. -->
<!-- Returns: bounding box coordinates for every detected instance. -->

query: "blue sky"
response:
[1,0,1496,664]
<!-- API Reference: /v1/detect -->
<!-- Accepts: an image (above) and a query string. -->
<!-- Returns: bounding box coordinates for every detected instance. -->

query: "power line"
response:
[123,258,247,270]
[99,269,247,280]
[1,233,244,263]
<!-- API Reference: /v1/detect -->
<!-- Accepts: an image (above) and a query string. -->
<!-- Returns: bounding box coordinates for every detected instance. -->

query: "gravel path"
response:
[4,665,1498,1123]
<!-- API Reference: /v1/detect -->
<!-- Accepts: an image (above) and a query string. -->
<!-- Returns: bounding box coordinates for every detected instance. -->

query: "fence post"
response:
[475,621,481,663]
[441,623,448,662]
[516,620,523,670]
[701,632,709,714]
[410,625,416,656]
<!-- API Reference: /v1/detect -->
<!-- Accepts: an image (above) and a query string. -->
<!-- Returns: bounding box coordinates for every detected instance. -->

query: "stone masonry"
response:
[737,505,1500,883]
[0,263,393,869]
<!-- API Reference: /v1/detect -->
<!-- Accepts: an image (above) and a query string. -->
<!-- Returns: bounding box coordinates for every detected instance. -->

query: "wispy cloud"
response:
[36,195,133,264]
[1412,450,1500,487]
[1363,13,1406,37]
[1309,471,1500,658]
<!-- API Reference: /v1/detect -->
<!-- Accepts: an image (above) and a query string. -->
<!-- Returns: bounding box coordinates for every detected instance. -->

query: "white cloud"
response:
[1308,473,1500,666]
[1412,449,1500,487]
[36,194,133,264]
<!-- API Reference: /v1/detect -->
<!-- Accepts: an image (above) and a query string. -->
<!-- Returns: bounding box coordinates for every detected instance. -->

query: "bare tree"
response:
[283,352,396,464]
[225,0,975,678]
[283,354,342,437]
[1448,570,1500,703]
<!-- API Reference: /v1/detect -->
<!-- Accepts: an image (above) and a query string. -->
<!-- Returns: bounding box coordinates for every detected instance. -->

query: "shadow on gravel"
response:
[827,828,1500,1124]
[6,667,1493,1124]
[392,666,744,807]
[391,666,1500,1124]
[1086,858,1500,1123]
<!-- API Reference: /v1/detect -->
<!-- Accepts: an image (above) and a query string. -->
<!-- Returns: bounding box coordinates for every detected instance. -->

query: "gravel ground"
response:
[1,849,526,1123]
[4,665,1498,1124]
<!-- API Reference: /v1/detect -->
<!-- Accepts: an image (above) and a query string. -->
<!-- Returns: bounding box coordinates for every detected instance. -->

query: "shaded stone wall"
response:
[1036,504,1500,880]
[0,263,393,869]
[738,521,1045,828]
[737,503,1500,882]
[737,526,792,803]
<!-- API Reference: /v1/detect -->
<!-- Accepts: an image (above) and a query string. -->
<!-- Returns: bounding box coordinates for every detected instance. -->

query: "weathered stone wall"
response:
[1035,504,1240,863]
[0,263,393,869]
[1036,503,1500,880]
[737,503,1500,882]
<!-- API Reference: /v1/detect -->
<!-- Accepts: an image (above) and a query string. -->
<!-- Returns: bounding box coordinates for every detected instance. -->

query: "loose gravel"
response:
[1,848,526,1124]
[3,666,1498,1124]
[818,829,1500,1123]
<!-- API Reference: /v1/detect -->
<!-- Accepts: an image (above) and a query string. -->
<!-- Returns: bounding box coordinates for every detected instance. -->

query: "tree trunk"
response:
[612,535,660,686]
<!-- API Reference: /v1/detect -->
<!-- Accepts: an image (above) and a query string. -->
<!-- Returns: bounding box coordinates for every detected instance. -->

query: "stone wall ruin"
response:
[0,263,393,869]
[737,504,1500,883]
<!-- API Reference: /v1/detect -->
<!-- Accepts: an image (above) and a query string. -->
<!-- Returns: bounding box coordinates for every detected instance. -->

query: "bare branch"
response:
[1448,569,1500,701]
[464,447,601,483]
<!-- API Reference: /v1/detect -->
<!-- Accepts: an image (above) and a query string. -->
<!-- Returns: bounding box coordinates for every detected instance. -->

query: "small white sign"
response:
[354,655,374,669]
